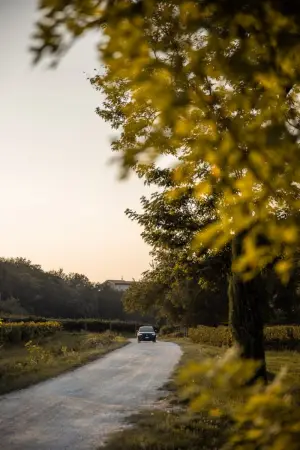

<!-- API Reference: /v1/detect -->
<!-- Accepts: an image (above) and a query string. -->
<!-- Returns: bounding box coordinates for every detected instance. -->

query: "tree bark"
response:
[228,234,267,383]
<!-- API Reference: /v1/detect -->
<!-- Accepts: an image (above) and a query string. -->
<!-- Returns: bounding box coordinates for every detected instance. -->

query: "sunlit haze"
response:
[0,0,152,282]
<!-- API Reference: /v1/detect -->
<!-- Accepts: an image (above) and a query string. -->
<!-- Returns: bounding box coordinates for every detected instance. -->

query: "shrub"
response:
[0,316,156,336]
[264,325,300,350]
[189,325,300,351]
[189,326,231,347]
[81,331,119,349]
[0,321,62,344]
[25,340,53,365]
[59,319,138,334]
[1,316,49,323]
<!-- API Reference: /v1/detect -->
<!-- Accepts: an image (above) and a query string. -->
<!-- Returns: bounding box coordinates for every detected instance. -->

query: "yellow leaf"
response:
[245,429,264,440]
[211,165,221,177]
[194,181,212,197]
[210,408,222,417]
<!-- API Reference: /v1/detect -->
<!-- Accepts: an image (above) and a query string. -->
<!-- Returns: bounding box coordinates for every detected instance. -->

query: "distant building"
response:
[105,279,133,292]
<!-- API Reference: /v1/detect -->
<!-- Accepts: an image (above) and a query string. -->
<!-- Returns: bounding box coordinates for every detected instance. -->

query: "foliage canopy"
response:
[123,166,229,325]
[32,0,300,278]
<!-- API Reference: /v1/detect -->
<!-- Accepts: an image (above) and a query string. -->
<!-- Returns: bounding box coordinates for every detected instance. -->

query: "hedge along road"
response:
[0,339,181,450]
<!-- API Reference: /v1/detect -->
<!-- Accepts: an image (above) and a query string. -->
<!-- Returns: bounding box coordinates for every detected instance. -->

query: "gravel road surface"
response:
[0,340,181,450]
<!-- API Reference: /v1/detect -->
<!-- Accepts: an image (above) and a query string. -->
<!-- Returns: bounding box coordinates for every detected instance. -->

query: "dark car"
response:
[137,325,157,343]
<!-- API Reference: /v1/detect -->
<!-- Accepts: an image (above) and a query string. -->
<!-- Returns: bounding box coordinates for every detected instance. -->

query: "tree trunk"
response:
[228,234,267,383]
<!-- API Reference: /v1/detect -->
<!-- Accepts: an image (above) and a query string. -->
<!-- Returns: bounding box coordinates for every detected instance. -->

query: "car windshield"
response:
[139,326,154,332]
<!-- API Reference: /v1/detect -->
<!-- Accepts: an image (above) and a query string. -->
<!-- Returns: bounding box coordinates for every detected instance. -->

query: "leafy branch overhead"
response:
[32,0,300,278]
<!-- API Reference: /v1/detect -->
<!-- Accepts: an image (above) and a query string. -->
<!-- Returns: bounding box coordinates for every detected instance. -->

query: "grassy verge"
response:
[102,339,300,450]
[0,331,128,395]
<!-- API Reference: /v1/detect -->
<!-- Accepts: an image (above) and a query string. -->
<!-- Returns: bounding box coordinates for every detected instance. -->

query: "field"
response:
[102,339,300,450]
[0,330,127,395]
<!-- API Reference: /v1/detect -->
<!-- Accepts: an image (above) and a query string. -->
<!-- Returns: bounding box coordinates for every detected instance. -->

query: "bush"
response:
[189,326,231,347]
[0,321,62,344]
[0,316,157,336]
[59,319,138,334]
[1,316,49,323]
[189,325,300,351]
[264,325,300,350]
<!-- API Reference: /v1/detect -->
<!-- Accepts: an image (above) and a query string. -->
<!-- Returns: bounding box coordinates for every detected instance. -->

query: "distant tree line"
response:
[0,257,152,322]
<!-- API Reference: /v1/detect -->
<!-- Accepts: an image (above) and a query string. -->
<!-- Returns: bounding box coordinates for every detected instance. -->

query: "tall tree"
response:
[32,1,300,378]
[124,251,228,326]
[124,166,229,325]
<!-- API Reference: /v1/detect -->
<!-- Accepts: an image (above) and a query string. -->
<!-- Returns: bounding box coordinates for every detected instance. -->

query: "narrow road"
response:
[0,340,181,450]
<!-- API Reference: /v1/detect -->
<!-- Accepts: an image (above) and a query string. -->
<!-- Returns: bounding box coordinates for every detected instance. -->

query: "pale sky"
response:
[0,0,152,282]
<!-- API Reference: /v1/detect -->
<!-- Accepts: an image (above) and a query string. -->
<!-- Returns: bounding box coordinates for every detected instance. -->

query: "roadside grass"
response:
[161,339,223,404]
[102,339,300,450]
[266,350,300,384]
[102,410,226,450]
[0,330,128,395]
